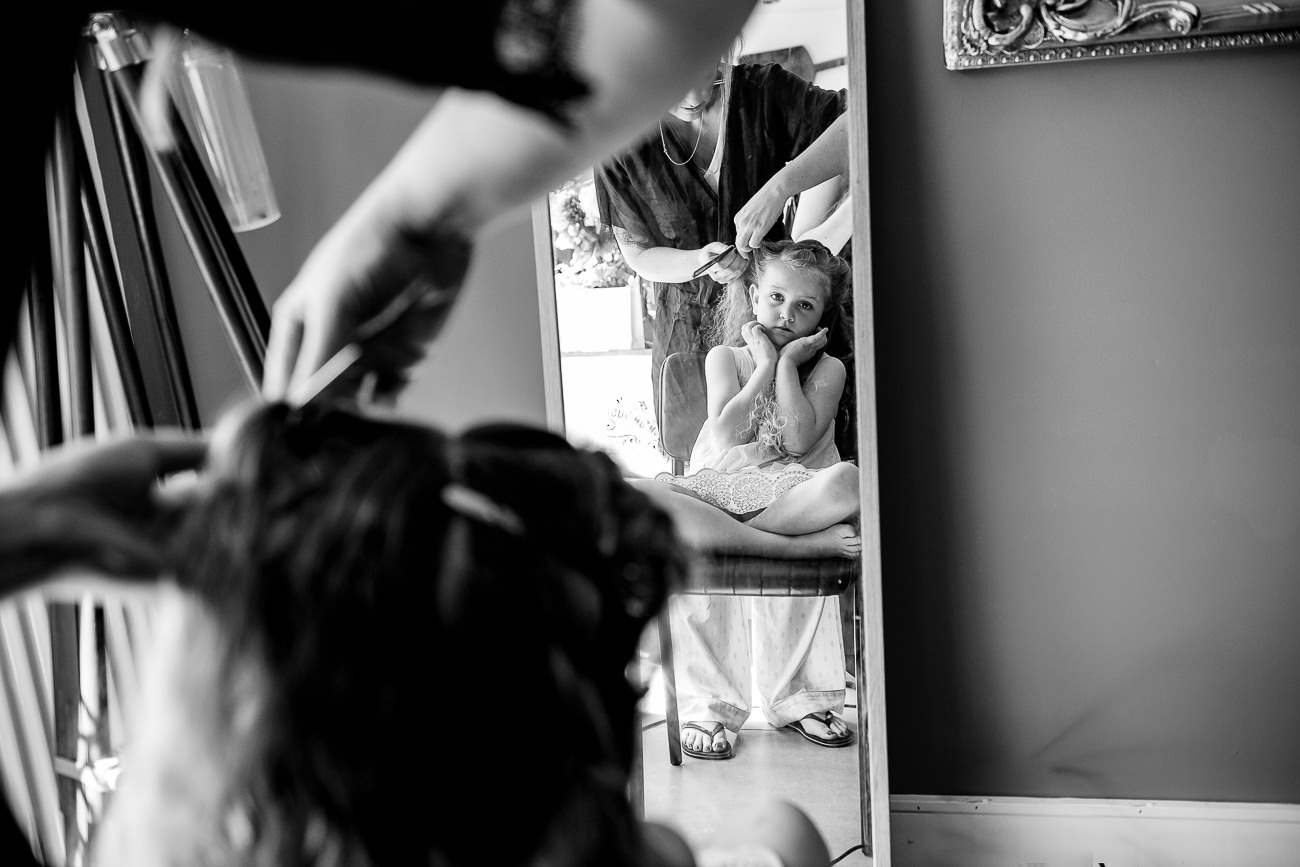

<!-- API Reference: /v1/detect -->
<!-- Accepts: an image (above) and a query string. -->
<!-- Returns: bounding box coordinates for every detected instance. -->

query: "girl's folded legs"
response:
[744,462,859,537]
[628,478,861,560]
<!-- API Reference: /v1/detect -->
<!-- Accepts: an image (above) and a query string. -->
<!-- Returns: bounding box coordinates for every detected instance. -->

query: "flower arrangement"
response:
[549,174,636,289]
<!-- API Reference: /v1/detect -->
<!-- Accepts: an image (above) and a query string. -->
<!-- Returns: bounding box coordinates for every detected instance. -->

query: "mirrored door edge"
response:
[531,198,566,435]
[846,0,892,862]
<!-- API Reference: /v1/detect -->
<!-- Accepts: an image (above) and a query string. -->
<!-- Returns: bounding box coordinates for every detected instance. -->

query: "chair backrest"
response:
[657,351,710,475]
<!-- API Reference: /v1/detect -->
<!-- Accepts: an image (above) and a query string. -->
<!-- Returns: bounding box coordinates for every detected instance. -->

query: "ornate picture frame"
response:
[944,0,1300,69]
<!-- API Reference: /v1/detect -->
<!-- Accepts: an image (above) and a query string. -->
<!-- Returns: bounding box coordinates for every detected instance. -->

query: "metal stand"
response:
[81,12,270,419]
[15,12,271,860]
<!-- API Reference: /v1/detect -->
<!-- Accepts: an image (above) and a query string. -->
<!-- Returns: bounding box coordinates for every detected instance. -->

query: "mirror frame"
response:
[531,1,891,859]
[843,0,892,858]
[944,0,1300,70]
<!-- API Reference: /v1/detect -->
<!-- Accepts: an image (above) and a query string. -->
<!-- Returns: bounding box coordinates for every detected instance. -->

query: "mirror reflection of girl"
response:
[595,44,850,420]
[630,240,859,760]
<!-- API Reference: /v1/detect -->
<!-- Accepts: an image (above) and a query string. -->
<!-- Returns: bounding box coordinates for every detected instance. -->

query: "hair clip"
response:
[442,483,525,536]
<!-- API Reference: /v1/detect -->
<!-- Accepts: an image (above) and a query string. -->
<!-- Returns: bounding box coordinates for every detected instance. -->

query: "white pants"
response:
[669,594,846,732]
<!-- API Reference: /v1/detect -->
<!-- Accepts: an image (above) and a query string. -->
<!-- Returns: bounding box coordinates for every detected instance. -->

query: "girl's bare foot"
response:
[774,523,860,559]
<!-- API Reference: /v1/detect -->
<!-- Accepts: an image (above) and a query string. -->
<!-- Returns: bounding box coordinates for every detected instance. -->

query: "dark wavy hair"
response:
[92,400,685,867]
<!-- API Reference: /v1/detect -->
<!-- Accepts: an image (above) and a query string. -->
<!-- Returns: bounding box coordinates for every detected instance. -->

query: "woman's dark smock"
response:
[593,62,846,420]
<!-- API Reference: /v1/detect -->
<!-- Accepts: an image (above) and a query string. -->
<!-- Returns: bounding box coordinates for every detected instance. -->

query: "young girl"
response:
[633,239,860,761]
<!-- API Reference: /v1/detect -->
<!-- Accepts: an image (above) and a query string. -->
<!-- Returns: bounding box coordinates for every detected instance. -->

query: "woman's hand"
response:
[696,241,748,284]
[735,111,853,256]
[778,326,828,367]
[741,320,780,369]
[25,430,208,512]
[2,431,209,591]
[263,217,473,402]
[732,180,790,256]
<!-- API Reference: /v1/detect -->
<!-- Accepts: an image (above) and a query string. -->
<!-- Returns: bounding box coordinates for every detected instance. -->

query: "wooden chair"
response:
[653,350,860,766]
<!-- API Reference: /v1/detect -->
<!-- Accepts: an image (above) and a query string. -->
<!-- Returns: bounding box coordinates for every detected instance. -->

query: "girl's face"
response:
[748,261,830,348]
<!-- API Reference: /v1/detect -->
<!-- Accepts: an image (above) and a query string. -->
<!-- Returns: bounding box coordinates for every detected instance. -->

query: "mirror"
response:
[533,0,889,863]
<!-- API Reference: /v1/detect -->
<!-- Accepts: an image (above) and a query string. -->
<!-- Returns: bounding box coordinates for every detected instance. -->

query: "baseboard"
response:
[888,795,1300,867]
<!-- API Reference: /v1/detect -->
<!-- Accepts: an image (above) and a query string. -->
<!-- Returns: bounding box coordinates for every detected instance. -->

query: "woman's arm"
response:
[0,432,206,597]
[773,351,844,455]
[795,193,853,256]
[732,111,850,256]
[613,233,747,286]
[263,0,762,398]
[789,176,848,244]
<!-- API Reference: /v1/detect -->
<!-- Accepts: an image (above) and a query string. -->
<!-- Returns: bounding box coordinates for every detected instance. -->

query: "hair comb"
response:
[692,244,735,279]
[285,282,457,410]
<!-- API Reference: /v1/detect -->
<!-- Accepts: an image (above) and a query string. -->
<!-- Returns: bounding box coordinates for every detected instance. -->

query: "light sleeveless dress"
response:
[654,345,840,514]
[660,345,849,732]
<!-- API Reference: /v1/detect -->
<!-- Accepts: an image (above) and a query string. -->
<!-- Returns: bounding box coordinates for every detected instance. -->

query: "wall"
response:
[741,0,848,92]
[864,5,1300,801]
[161,7,1300,806]
[167,62,548,432]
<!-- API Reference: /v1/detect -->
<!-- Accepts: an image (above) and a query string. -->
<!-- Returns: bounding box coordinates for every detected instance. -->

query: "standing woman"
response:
[593,46,850,419]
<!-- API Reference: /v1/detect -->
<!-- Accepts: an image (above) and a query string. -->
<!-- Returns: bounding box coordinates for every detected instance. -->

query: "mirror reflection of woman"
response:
[594,45,850,420]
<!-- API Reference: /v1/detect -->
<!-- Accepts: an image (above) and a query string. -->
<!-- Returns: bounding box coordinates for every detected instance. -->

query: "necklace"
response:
[659,118,703,167]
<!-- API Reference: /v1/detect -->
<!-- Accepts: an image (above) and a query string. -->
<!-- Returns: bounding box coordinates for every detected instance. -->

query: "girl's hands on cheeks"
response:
[778,326,828,367]
[742,320,780,369]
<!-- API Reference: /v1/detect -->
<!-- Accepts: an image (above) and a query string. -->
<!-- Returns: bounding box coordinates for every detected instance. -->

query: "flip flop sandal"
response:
[783,711,855,748]
[681,721,734,760]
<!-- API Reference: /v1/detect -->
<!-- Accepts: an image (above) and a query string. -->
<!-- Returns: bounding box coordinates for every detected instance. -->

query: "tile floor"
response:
[637,686,873,866]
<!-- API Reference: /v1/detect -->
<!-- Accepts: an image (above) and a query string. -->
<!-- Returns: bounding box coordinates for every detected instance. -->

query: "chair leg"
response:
[628,728,645,819]
[657,609,682,766]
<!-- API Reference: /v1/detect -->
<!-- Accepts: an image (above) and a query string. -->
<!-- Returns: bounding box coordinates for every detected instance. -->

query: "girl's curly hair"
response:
[705,239,851,458]
[92,401,685,867]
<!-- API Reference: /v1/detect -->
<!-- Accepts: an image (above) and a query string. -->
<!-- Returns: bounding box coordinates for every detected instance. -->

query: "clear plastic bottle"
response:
[170,31,280,232]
